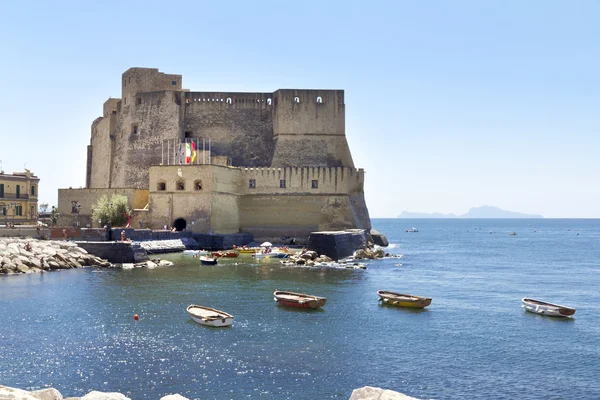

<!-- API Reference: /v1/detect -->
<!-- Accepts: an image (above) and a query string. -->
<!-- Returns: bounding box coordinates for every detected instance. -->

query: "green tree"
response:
[50,206,60,226]
[39,203,49,213]
[91,194,133,227]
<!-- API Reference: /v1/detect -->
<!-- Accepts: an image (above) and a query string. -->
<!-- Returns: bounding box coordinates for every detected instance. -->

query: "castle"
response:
[58,68,371,241]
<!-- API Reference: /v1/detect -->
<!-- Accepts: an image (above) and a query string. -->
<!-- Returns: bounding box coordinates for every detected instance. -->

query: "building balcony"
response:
[0,194,30,200]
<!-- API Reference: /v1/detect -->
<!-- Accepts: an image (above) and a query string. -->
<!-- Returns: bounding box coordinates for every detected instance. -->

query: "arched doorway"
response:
[173,218,187,231]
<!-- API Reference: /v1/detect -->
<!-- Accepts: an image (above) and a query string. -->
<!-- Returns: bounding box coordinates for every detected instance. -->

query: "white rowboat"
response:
[187,305,234,327]
[521,298,576,318]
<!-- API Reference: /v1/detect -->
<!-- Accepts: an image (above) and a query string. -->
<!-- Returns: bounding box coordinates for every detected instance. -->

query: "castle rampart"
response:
[69,67,371,240]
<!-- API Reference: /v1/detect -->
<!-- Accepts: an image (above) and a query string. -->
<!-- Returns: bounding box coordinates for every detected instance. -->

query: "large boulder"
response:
[369,229,389,247]
[80,391,131,400]
[349,386,420,400]
[0,385,41,400]
[30,387,64,400]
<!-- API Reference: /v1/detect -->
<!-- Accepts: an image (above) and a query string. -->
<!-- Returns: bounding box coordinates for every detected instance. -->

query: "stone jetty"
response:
[0,238,111,274]
[0,385,419,399]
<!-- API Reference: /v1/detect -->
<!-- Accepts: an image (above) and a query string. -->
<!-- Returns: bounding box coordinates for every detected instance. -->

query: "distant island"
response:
[398,206,543,219]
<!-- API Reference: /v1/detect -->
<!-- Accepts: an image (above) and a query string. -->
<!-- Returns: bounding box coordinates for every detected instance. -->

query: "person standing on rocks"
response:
[62,229,68,240]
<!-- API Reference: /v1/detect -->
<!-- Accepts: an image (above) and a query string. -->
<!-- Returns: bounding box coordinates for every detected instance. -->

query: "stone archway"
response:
[173,218,187,231]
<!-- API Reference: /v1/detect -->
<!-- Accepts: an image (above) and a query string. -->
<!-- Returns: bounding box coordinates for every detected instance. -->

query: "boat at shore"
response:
[186,305,234,327]
[273,290,327,309]
[183,250,208,256]
[213,251,239,258]
[253,251,289,259]
[377,290,432,309]
[521,298,576,317]
[199,256,218,265]
[237,247,258,254]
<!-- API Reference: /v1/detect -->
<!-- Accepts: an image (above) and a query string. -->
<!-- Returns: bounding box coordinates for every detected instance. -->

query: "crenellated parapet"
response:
[75,67,371,237]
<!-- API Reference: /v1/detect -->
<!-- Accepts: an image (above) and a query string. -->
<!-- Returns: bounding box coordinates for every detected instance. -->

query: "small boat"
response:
[405,228,419,233]
[199,256,218,265]
[187,305,234,327]
[521,298,576,318]
[253,251,289,259]
[183,249,208,256]
[213,251,239,258]
[509,232,517,236]
[238,247,258,254]
[273,290,327,309]
[377,290,432,309]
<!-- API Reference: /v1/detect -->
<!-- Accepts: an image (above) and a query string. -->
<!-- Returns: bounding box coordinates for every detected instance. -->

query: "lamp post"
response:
[7,203,16,228]
[74,202,81,227]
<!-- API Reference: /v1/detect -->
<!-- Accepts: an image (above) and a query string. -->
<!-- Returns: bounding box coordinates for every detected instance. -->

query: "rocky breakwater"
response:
[0,238,111,274]
[0,385,419,399]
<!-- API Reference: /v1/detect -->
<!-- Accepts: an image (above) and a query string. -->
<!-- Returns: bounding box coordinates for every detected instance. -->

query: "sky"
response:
[0,0,598,218]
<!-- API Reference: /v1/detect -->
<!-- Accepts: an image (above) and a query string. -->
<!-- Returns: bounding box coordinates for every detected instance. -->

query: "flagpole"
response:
[203,139,205,165]
[209,138,211,165]
[161,140,164,165]
[167,140,170,165]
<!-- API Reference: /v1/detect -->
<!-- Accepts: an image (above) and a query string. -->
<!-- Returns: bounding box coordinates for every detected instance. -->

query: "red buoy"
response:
[134,314,139,321]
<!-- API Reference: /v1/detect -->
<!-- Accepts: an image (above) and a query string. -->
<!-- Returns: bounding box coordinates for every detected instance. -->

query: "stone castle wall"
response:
[72,67,371,239]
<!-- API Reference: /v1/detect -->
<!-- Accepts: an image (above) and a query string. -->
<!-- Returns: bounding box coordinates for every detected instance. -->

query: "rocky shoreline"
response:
[0,238,112,274]
[0,385,418,399]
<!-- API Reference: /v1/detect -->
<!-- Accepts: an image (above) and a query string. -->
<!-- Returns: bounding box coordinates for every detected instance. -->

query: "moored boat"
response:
[273,290,327,309]
[377,290,432,309]
[253,251,289,259]
[521,298,576,317]
[213,251,239,258]
[238,247,258,254]
[199,256,218,265]
[183,250,208,256]
[186,305,234,327]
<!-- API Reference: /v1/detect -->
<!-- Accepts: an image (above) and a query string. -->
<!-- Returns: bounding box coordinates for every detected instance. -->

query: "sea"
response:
[1,218,599,400]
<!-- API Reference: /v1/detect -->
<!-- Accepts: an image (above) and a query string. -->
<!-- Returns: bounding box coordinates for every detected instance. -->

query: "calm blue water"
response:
[1,219,599,399]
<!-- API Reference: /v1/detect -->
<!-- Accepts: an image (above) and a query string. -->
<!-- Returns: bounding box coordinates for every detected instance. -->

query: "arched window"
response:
[157,181,166,191]
[176,180,185,191]
[294,97,300,103]
[267,98,272,105]
[316,96,323,103]
[194,180,203,191]
[226,98,232,104]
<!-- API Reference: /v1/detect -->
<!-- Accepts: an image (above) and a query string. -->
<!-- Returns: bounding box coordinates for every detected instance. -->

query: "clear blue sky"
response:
[1,1,598,218]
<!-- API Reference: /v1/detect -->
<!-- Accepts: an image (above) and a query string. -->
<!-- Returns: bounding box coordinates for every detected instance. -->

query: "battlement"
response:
[103,98,121,117]
[184,91,273,108]
[121,68,182,108]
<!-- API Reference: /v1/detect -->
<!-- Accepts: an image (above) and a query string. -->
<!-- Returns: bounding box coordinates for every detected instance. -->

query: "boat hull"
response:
[187,305,234,327]
[214,252,239,258]
[521,298,575,317]
[189,314,233,327]
[199,256,218,265]
[274,298,326,309]
[273,291,327,309]
[183,250,208,256]
[377,290,432,309]
[381,298,430,308]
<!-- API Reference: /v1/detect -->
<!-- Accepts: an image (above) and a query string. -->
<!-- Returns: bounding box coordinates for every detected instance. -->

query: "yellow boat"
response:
[237,247,258,254]
[377,290,432,309]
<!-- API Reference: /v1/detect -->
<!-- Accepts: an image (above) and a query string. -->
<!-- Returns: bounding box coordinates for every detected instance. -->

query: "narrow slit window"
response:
[311,180,319,189]
[280,179,286,188]
[249,179,256,189]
